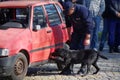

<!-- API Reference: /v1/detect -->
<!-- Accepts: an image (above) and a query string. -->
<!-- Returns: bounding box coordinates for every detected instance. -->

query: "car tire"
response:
[9,53,28,80]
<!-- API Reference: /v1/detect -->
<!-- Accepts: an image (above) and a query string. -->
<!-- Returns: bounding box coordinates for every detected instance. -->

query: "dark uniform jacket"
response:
[66,4,93,34]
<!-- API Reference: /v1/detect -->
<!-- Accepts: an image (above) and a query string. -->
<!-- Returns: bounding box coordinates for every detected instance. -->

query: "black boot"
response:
[109,46,114,53]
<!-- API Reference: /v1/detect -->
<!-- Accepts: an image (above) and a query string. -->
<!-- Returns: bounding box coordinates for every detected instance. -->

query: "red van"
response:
[0,1,68,80]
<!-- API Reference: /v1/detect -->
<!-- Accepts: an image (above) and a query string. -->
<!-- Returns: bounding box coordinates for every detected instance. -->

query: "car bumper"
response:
[0,55,16,76]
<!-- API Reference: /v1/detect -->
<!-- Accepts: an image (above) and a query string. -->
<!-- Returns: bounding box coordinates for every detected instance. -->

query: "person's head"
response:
[64,1,75,15]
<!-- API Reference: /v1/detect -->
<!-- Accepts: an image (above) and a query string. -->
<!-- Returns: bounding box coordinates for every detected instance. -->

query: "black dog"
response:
[52,48,108,76]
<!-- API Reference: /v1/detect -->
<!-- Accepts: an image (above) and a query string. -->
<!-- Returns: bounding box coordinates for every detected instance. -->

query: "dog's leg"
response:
[70,64,74,73]
[60,63,72,75]
[79,64,91,77]
[82,64,91,76]
[92,62,100,74]
[77,63,87,75]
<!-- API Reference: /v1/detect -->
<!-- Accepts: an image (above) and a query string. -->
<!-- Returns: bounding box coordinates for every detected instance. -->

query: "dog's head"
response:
[52,48,69,58]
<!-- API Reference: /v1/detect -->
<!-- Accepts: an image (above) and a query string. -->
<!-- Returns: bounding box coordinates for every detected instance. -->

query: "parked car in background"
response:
[0,0,68,80]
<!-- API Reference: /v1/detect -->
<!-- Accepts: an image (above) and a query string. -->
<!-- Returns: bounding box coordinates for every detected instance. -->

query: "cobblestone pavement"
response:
[24,47,120,80]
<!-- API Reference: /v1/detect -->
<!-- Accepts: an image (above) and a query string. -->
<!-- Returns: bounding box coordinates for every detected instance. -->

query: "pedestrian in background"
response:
[63,1,93,50]
[114,23,120,52]
[85,0,105,51]
[107,0,120,53]
[99,0,111,51]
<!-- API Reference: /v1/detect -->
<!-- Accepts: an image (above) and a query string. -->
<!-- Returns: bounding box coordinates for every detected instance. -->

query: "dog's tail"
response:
[98,54,108,60]
[94,50,108,60]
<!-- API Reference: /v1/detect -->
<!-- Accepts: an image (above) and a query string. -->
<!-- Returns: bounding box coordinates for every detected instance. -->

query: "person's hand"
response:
[84,34,91,46]
[84,38,90,46]
[118,13,120,17]
[116,12,120,17]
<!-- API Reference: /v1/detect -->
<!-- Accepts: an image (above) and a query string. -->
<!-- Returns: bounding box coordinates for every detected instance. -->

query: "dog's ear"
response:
[53,48,69,58]
[62,48,70,56]
[52,48,65,57]
[52,48,62,56]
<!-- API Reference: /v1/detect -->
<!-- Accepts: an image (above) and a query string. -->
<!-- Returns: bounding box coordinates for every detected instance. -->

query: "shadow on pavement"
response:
[26,67,60,76]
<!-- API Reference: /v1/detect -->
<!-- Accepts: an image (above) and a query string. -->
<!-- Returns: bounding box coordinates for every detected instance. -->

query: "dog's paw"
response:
[77,73,85,77]
[93,69,99,75]
[93,72,98,75]
[81,74,87,77]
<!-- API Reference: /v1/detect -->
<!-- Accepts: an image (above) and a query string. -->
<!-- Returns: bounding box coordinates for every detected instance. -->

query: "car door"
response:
[31,5,52,62]
[44,4,64,51]
[55,4,69,43]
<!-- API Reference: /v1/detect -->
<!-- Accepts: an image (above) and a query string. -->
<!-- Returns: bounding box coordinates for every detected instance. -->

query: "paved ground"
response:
[24,47,120,80]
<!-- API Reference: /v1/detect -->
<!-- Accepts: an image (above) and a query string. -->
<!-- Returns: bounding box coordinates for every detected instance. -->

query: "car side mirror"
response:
[33,25,41,31]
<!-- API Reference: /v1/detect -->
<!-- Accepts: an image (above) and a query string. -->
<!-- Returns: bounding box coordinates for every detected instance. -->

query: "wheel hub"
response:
[14,59,24,75]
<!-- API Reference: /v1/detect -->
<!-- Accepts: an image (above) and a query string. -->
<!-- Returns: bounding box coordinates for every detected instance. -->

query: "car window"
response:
[33,6,46,29]
[55,4,65,23]
[45,4,62,27]
[0,8,29,28]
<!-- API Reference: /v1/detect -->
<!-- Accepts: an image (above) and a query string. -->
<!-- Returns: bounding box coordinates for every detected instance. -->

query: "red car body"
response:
[0,0,68,79]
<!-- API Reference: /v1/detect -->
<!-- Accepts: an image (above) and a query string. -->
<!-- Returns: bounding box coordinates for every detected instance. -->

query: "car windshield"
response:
[0,8,29,29]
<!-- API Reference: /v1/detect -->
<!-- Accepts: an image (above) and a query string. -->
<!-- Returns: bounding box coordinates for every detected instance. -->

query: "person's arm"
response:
[67,27,71,41]
[98,0,105,16]
[109,1,119,17]
[80,6,93,45]
[110,6,119,16]
[65,15,72,41]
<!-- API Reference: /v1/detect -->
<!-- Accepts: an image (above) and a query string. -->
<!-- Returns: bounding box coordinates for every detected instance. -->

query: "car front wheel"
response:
[9,53,28,80]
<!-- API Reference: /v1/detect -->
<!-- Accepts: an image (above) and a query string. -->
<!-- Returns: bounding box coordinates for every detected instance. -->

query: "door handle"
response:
[47,30,52,33]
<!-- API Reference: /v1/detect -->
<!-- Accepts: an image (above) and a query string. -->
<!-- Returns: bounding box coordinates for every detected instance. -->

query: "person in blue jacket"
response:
[63,1,93,50]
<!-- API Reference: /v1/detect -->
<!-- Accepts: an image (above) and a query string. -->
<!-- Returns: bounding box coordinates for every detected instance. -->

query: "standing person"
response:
[107,0,120,53]
[63,1,93,50]
[114,23,120,52]
[99,0,111,51]
[85,0,105,51]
